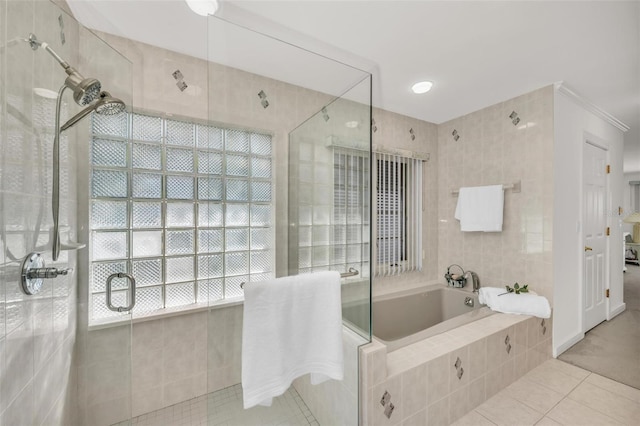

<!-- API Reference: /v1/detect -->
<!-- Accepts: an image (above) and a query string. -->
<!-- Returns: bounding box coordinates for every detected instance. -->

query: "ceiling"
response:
[67,0,640,171]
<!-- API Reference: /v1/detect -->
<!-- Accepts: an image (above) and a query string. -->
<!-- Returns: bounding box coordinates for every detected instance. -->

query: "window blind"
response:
[374,152,422,276]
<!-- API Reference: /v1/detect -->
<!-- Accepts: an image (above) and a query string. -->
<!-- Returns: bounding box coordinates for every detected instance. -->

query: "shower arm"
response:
[29,33,72,72]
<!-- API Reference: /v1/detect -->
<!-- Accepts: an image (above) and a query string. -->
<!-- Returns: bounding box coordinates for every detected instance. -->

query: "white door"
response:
[583,141,608,332]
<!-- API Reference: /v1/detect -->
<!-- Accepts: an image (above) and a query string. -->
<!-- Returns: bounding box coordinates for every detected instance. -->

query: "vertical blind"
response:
[374,152,422,276]
[332,150,369,276]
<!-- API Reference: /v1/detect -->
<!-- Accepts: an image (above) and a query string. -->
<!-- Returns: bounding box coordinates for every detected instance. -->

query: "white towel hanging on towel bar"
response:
[454,184,504,232]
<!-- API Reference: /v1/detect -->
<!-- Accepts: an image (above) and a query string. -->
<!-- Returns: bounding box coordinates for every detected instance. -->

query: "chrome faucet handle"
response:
[27,267,73,279]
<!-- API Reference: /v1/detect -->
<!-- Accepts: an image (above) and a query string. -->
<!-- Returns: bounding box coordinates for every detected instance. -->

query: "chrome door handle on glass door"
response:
[106,272,136,312]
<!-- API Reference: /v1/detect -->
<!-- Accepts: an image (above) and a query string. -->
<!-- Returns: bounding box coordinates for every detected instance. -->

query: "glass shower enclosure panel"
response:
[206,15,372,425]
[76,24,134,426]
[1,1,134,425]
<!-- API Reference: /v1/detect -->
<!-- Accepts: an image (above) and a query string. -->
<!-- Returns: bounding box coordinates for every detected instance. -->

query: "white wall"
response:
[623,172,640,235]
[552,84,626,356]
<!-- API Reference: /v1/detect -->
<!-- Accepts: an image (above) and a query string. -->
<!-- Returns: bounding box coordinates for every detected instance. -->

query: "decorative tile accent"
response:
[172,69,188,92]
[454,356,464,380]
[379,390,395,419]
[257,90,270,108]
[509,110,521,125]
[380,390,391,406]
[541,319,547,335]
[384,402,395,419]
[452,129,460,141]
[58,14,65,45]
[371,118,378,133]
[409,128,416,140]
[505,334,512,354]
[321,106,330,122]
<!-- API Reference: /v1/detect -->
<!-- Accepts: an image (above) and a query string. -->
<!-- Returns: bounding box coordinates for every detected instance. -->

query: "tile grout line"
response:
[475,409,499,425]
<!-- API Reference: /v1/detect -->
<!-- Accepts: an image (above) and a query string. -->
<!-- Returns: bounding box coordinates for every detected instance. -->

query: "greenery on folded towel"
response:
[505,283,529,294]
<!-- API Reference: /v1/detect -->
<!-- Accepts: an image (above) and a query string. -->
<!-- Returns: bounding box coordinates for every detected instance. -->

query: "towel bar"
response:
[451,180,521,196]
[240,267,359,289]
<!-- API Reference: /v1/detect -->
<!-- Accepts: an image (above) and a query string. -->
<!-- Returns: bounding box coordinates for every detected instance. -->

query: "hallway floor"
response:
[454,359,640,425]
[558,263,640,389]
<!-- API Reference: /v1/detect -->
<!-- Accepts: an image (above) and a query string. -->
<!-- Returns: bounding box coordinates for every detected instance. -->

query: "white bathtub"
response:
[373,285,493,352]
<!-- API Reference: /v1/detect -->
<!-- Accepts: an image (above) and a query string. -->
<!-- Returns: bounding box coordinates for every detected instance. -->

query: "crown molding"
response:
[554,82,629,132]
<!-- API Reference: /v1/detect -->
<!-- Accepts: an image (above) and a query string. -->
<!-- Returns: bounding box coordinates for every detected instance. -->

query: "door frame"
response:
[581,134,611,332]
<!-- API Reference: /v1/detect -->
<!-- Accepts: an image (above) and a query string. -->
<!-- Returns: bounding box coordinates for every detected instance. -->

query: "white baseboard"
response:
[609,303,626,320]
[553,332,585,357]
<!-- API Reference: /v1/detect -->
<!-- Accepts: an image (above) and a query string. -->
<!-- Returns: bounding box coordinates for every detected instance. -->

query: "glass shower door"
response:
[75,15,135,426]
[206,14,372,426]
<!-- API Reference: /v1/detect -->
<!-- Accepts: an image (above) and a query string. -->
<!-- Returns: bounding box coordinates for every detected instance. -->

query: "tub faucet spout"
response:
[463,271,480,293]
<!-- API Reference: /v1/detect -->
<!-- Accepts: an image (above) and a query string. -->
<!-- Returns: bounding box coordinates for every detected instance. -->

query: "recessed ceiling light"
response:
[185,0,219,16]
[345,121,359,128]
[411,81,433,94]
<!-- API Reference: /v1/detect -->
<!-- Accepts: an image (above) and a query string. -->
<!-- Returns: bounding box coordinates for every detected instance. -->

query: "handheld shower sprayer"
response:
[28,33,126,260]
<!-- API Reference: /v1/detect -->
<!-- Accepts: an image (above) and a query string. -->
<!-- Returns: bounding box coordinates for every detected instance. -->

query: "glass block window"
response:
[89,112,274,323]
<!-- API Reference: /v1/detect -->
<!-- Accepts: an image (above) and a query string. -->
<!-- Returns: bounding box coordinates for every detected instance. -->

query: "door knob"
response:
[585,246,593,251]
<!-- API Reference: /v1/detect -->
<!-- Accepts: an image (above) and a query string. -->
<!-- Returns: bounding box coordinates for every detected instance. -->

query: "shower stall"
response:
[0,1,372,425]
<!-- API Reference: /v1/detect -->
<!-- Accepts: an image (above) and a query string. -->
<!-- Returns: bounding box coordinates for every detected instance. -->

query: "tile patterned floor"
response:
[113,385,318,426]
[453,359,640,426]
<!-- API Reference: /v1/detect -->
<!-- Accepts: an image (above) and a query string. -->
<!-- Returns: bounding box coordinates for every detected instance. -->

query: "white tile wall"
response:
[437,86,555,302]
[0,1,81,424]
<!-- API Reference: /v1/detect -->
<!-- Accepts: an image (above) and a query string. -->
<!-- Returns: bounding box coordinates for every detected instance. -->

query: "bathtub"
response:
[373,285,493,352]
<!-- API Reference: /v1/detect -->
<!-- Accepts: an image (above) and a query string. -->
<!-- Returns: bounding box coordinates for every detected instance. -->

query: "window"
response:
[89,112,273,323]
[374,153,422,276]
[332,151,370,275]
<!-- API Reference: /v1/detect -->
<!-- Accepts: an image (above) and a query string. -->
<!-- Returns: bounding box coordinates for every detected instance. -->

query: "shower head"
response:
[65,73,102,106]
[61,91,126,131]
[28,33,102,105]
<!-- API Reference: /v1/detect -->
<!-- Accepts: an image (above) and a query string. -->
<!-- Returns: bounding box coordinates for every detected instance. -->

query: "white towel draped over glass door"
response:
[374,152,423,276]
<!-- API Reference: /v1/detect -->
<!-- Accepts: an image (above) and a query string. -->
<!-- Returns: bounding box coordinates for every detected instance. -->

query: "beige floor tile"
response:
[451,410,497,426]
[502,377,564,414]
[585,373,640,403]
[546,398,623,426]
[524,361,582,396]
[567,381,640,425]
[476,395,544,426]
[543,359,590,381]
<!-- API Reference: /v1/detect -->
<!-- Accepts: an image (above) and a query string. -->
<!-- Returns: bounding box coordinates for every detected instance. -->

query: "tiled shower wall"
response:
[437,86,555,301]
[0,1,80,424]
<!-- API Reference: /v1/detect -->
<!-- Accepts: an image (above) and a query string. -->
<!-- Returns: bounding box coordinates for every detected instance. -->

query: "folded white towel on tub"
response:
[479,287,551,318]
[241,271,344,409]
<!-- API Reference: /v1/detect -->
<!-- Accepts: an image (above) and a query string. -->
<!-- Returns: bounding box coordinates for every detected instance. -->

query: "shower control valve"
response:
[21,252,73,295]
